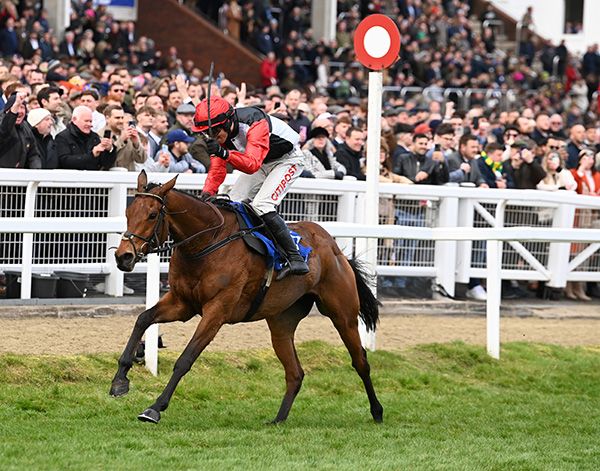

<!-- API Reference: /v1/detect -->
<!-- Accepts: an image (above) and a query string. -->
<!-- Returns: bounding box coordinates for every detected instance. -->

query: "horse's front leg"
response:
[110,292,193,397]
[137,305,225,424]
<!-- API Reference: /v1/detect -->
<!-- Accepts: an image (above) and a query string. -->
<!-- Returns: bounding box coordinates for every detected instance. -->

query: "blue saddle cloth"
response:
[229,201,311,271]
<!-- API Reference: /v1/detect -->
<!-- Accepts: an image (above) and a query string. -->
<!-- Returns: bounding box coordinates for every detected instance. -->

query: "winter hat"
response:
[308,126,329,140]
[27,108,52,128]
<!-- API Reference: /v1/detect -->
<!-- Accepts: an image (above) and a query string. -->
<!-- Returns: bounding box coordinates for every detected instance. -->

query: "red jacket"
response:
[260,58,277,88]
[571,168,600,196]
[203,106,299,194]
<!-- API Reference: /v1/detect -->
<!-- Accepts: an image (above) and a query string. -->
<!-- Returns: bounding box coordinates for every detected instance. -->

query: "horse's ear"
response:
[137,170,148,192]
[157,174,178,196]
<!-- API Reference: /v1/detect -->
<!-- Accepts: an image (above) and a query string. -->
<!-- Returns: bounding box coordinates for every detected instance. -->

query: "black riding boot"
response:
[261,212,309,280]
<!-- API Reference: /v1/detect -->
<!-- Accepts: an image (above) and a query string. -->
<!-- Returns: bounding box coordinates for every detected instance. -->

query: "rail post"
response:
[20,181,39,299]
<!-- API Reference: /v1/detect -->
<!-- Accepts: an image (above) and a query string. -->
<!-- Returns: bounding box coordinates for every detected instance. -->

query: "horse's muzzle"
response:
[115,252,136,272]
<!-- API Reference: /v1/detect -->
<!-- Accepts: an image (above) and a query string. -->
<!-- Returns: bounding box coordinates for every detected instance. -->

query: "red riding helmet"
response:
[191,96,235,133]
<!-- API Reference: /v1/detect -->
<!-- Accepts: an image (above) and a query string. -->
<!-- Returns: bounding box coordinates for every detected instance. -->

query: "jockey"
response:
[192,96,309,279]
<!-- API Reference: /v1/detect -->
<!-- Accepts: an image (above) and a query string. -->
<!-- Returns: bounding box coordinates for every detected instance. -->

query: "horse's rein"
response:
[121,191,225,260]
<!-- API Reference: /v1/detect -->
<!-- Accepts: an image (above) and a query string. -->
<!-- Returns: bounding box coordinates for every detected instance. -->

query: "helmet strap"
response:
[228,112,239,141]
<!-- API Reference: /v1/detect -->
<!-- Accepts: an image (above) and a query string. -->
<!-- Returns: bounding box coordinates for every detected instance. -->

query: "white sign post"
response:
[361,71,383,351]
[354,14,401,351]
[144,253,161,375]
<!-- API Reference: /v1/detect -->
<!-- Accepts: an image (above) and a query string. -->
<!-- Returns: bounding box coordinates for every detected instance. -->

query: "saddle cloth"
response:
[219,200,311,271]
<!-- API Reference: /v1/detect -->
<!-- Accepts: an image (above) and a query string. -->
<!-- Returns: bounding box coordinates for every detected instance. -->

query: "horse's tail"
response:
[348,258,381,332]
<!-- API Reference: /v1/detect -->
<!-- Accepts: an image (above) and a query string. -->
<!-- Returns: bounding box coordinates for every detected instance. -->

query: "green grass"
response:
[0,341,599,470]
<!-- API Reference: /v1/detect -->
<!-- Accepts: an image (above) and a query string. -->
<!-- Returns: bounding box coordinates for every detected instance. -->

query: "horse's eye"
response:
[148,212,158,220]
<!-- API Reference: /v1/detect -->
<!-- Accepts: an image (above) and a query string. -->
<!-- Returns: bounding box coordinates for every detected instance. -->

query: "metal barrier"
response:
[382,86,516,111]
[295,59,347,70]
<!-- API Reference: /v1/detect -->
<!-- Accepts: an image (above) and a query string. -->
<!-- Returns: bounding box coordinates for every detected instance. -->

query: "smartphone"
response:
[273,101,281,110]
[128,120,136,127]
[472,116,480,130]
[434,143,441,152]
[103,130,111,139]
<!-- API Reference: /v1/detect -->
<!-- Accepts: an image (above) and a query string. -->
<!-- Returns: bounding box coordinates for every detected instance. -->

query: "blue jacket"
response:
[167,150,206,174]
[0,28,18,56]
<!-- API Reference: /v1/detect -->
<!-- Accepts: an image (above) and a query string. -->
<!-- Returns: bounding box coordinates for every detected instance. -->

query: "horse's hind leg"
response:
[138,308,224,424]
[316,294,383,423]
[110,292,193,397]
[266,295,314,424]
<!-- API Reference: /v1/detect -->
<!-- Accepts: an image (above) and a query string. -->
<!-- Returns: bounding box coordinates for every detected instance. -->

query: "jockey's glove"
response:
[206,138,229,160]
[199,191,213,201]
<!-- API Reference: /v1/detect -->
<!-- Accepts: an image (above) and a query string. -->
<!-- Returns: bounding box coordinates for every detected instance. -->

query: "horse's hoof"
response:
[266,418,285,425]
[372,408,384,424]
[138,408,161,424]
[109,378,130,397]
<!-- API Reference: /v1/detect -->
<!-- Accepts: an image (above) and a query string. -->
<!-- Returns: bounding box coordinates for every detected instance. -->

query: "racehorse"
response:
[110,170,383,425]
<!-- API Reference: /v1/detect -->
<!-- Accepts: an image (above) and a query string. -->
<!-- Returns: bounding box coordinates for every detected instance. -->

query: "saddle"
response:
[212,198,311,271]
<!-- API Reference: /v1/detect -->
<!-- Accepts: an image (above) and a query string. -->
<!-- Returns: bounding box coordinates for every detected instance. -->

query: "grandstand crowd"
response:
[1,0,600,301]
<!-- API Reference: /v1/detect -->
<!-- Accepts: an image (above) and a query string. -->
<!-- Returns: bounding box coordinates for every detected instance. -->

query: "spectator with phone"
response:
[137,143,170,173]
[395,133,449,185]
[147,110,169,160]
[164,129,206,174]
[100,105,146,171]
[426,123,455,159]
[164,102,211,171]
[56,105,116,170]
[504,140,546,189]
[0,92,42,169]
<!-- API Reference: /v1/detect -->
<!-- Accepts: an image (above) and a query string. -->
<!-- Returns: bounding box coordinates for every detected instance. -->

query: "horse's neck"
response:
[166,193,235,250]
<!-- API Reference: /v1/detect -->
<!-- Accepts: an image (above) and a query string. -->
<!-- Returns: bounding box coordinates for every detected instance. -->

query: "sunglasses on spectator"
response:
[112,88,125,93]
[548,145,565,150]
[550,121,562,125]
[505,132,519,138]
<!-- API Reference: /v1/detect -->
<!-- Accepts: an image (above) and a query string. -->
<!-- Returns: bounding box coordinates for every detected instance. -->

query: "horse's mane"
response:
[144,182,232,209]
[144,183,203,202]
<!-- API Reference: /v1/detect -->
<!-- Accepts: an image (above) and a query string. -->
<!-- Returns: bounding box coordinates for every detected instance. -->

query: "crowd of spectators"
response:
[1,0,600,301]
[200,0,600,119]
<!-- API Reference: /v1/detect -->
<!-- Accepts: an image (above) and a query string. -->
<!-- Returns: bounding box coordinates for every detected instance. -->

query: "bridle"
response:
[121,190,225,262]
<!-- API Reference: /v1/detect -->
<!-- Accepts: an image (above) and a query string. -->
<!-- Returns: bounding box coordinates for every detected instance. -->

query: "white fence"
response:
[2,169,600,360]
[2,169,600,296]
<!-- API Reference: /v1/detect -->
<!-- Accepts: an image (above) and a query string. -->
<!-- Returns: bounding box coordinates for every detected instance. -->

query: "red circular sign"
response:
[353,14,401,70]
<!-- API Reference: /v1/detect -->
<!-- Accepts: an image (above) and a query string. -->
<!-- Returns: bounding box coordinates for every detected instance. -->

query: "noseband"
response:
[121,192,168,263]
[122,190,225,262]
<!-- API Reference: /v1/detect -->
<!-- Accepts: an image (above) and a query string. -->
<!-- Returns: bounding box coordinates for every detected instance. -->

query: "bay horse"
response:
[110,170,383,424]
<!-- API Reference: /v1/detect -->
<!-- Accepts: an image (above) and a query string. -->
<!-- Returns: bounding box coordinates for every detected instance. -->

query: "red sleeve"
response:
[226,119,270,173]
[202,119,270,194]
[202,157,228,194]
